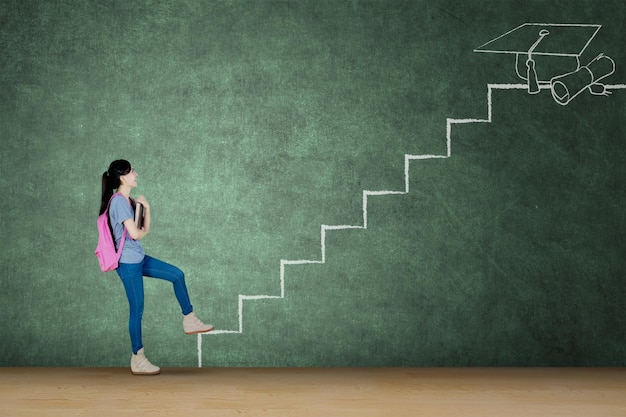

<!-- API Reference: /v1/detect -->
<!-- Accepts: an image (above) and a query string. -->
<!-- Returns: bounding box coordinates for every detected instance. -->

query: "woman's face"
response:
[119,168,138,188]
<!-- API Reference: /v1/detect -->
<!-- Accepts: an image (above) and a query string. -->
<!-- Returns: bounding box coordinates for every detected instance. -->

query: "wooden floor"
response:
[1,367,624,417]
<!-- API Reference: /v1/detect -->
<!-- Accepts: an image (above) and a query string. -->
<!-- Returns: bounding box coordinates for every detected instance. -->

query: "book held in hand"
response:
[134,202,145,229]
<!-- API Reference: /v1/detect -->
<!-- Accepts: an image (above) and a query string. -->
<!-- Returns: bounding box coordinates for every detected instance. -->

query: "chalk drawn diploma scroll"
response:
[474,23,616,105]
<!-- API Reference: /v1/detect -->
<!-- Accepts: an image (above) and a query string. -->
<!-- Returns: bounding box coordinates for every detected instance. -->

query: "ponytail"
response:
[99,171,114,215]
[99,159,132,215]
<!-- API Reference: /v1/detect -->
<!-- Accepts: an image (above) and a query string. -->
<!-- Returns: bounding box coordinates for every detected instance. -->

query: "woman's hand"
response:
[136,195,150,210]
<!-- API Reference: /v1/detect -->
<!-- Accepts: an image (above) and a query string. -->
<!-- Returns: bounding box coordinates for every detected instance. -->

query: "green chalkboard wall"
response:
[1,0,624,367]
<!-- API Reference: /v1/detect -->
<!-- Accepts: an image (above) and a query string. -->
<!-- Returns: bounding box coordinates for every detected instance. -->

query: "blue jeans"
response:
[116,255,193,354]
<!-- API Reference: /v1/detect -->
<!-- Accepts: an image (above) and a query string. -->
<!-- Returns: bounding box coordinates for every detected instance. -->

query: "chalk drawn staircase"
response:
[196,82,625,367]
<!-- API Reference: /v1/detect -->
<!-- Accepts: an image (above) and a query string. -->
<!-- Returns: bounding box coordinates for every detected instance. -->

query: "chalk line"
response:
[195,82,622,368]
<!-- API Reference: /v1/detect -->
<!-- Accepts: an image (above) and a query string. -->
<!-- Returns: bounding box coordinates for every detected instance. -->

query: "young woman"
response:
[100,159,213,375]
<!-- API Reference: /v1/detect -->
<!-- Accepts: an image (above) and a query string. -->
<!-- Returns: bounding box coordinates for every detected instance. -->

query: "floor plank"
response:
[1,368,625,417]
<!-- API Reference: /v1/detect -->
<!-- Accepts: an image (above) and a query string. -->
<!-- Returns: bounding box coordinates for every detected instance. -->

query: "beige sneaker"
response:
[130,348,160,375]
[183,311,214,334]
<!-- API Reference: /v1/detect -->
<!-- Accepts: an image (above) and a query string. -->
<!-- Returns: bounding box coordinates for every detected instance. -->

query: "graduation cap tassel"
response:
[526,59,540,94]
[526,29,550,94]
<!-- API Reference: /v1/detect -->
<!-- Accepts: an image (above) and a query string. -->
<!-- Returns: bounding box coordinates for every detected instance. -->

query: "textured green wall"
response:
[1,0,624,367]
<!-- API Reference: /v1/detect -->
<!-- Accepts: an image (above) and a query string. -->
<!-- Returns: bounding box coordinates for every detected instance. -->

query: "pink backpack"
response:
[95,193,127,272]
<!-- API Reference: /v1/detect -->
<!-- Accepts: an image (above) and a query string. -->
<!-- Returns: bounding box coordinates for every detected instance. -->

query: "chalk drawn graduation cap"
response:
[474,23,616,105]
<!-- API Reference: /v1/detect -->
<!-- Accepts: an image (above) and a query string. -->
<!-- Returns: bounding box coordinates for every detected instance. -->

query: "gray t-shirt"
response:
[109,194,145,264]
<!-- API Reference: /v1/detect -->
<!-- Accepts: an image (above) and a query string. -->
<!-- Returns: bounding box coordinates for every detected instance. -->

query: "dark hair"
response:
[99,159,132,215]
